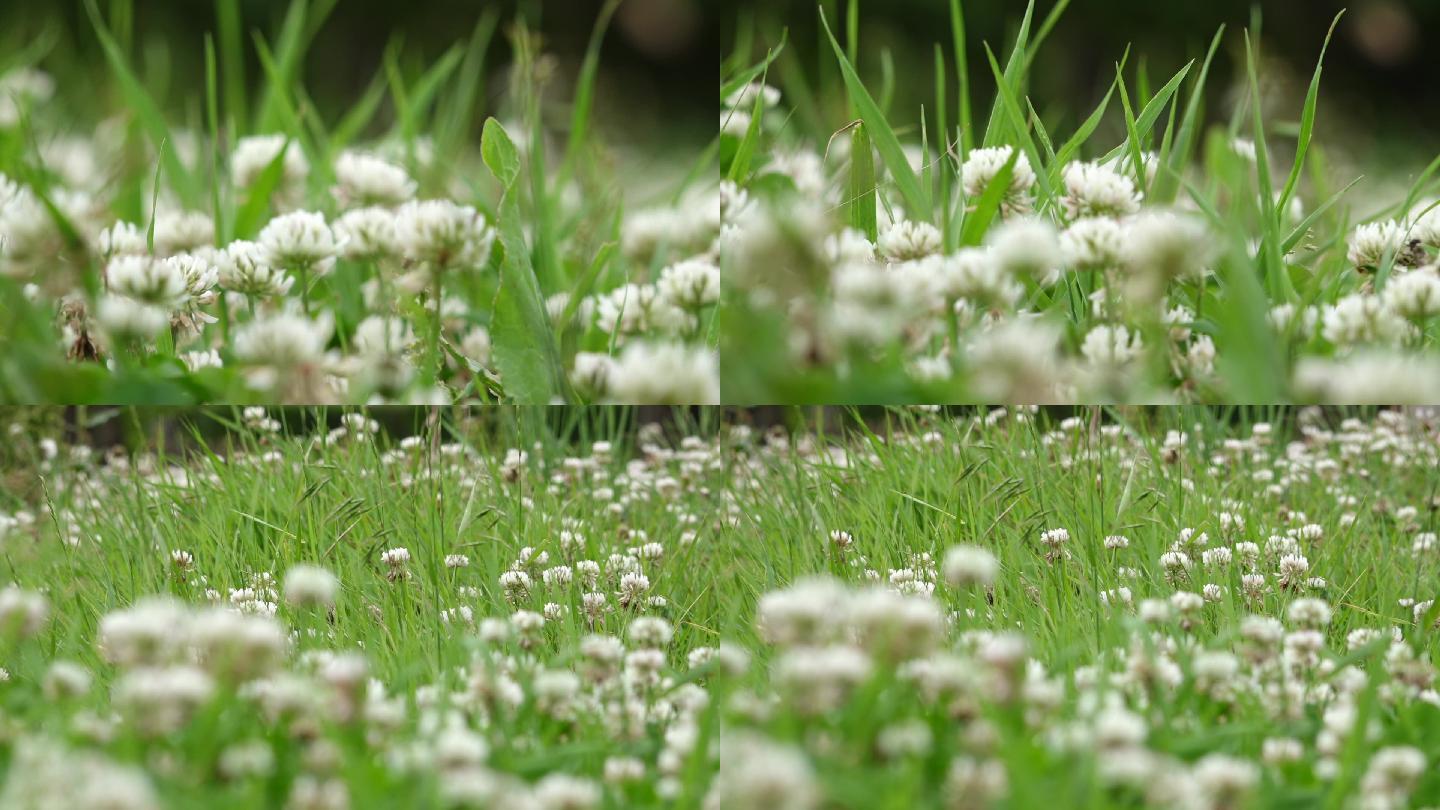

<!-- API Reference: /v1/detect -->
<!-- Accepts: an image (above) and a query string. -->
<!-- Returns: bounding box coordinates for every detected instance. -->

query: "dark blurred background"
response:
[0,0,717,151]
[728,0,1440,189]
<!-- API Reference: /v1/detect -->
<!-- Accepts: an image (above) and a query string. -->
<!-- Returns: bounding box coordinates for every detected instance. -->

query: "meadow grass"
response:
[0,406,731,807]
[0,0,719,405]
[719,405,1440,808]
[2,405,1439,807]
[720,0,1440,404]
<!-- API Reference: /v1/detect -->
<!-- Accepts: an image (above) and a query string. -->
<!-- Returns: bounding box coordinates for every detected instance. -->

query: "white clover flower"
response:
[570,352,614,399]
[1382,270,1440,321]
[879,220,942,262]
[961,146,1036,216]
[0,586,49,639]
[96,597,189,667]
[621,191,720,261]
[604,342,718,404]
[113,665,216,735]
[1409,205,1440,249]
[259,210,339,273]
[1347,220,1412,269]
[1123,211,1211,283]
[931,249,1022,308]
[233,312,331,369]
[98,221,147,259]
[1321,293,1412,347]
[331,150,415,208]
[352,316,415,363]
[1061,216,1125,269]
[1268,302,1318,338]
[720,108,752,138]
[96,296,169,345]
[283,564,339,609]
[181,349,222,371]
[824,228,877,265]
[218,240,293,299]
[1081,324,1144,369]
[107,255,186,306]
[1191,754,1259,806]
[594,282,692,336]
[964,317,1065,403]
[1060,161,1141,218]
[725,81,781,110]
[656,258,720,310]
[1287,597,1332,628]
[460,326,491,367]
[942,545,999,588]
[164,253,219,309]
[231,134,309,191]
[333,206,398,259]
[394,199,494,270]
[0,67,54,127]
[1293,352,1440,403]
[986,217,1062,284]
[152,210,215,256]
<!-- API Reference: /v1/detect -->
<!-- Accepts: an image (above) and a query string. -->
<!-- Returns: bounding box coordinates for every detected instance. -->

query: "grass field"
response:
[0,1,719,405]
[720,405,1440,808]
[721,1,1440,404]
[1,405,1437,807]
[0,407,728,807]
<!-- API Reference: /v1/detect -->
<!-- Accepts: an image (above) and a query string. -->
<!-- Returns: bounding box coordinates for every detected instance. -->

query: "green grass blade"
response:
[484,118,565,402]
[980,0,1034,149]
[436,10,500,162]
[1155,26,1223,203]
[255,0,312,133]
[1099,60,1193,165]
[848,123,878,242]
[720,30,789,102]
[204,35,225,243]
[948,0,973,158]
[1244,31,1293,302]
[981,43,1050,204]
[960,147,1017,246]
[1050,73,1117,183]
[213,0,246,131]
[1282,176,1361,254]
[231,139,295,239]
[560,0,622,189]
[725,67,768,184]
[83,0,199,208]
[1276,12,1343,217]
[818,7,932,222]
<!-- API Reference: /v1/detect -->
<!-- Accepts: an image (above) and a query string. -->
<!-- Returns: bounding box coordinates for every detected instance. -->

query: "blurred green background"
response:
[0,0,716,155]
[727,0,1440,199]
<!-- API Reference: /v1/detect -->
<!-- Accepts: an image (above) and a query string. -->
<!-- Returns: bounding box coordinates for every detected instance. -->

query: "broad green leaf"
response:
[481,118,521,188]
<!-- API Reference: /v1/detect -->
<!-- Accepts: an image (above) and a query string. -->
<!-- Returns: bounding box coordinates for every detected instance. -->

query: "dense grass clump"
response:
[719,405,1440,808]
[0,1,719,405]
[721,1,1440,404]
